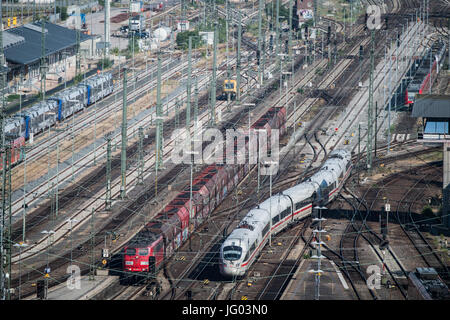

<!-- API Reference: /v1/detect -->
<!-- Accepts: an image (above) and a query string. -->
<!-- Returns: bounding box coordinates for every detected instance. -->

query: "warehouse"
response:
[3,21,98,93]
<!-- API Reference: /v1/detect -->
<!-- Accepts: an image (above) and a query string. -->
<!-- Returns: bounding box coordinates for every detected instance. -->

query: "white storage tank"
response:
[152,26,171,42]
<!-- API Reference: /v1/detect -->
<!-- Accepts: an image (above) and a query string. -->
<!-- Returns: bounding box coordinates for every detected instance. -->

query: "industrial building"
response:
[2,21,99,93]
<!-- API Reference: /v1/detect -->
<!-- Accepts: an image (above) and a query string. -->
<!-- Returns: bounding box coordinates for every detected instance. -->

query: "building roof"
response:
[3,21,91,66]
[411,95,450,118]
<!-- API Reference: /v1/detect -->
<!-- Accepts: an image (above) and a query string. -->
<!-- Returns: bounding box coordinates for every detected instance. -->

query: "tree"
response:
[56,6,68,21]
[176,30,201,50]
[127,37,140,58]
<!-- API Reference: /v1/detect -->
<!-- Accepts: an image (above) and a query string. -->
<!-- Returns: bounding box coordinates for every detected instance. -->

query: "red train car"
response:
[0,136,25,170]
[122,106,286,284]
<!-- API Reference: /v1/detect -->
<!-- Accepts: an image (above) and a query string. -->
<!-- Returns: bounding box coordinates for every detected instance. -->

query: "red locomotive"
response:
[122,107,286,284]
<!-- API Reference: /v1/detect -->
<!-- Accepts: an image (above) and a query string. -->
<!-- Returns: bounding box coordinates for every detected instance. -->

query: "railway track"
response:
[160,3,424,300]
[255,220,312,300]
[11,0,440,300]
[11,13,292,296]
[392,165,450,281]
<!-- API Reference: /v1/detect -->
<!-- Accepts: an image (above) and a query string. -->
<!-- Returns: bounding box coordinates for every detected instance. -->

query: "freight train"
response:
[121,106,286,284]
[219,149,352,277]
[1,72,114,168]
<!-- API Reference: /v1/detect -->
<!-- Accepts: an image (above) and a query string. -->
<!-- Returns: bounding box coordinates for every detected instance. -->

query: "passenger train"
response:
[219,149,352,277]
[1,72,114,168]
[121,107,287,283]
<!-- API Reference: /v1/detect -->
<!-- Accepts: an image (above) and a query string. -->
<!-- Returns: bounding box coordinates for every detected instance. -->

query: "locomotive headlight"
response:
[140,261,149,265]
[125,261,133,265]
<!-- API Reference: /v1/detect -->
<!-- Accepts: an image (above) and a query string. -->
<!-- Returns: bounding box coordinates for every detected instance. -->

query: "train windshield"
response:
[223,246,242,261]
[225,82,235,89]
[125,248,136,256]
[138,249,149,256]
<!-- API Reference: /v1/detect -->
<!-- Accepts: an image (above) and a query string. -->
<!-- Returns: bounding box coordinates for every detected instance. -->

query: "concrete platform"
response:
[28,274,118,300]
[281,260,354,300]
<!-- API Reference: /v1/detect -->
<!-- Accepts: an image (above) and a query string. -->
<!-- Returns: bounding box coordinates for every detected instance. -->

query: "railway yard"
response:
[0,0,449,306]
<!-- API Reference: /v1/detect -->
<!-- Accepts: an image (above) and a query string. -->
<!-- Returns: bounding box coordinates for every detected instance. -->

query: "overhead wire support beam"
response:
[186,36,192,129]
[210,23,218,126]
[366,30,375,174]
[120,69,128,199]
[236,9,242,103]
[105,137,112,210]
[155,52,164,172]
[257,0,263,85]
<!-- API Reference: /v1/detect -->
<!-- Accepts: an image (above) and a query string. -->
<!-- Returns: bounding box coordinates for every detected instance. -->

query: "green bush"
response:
[98,58,113,70]
[422,205,434,216]
[110,47,120,55]
[7,94,20,102]
[176,30,202,50]
[56,6,68,21]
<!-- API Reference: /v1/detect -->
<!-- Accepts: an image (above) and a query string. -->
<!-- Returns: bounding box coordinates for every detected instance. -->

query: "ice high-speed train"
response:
[219,149,352,277]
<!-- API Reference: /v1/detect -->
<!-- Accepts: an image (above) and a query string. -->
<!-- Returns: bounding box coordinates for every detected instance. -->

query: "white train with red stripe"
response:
[219,149,352,277]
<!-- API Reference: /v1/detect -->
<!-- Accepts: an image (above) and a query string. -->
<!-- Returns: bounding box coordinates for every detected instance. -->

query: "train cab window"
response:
[223,246,242,261]
[138,249,149,256]
[225,82,235,89]
[125,248,136,256]
[238,222,254,231]
[154,241,163,254]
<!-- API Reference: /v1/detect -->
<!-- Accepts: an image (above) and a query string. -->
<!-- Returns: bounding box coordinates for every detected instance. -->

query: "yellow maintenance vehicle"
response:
[221,79,242,100]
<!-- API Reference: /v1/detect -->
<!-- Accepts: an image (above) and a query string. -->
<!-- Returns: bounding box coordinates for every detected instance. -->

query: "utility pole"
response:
[374,101,378,159]
[89,208,95,281]
[366,30,375,174]
[40,18,47,101]
[194,77,199,126]
[257,0,263,85]
[388,37,392,155]
[137,127,144,185]
[0,2,11,299]
[104,0,110,56]
[0,1,5,299]
[186,37,192,129]
[275,0,280,73]
[1,146,11,300]
[155,52,164,171]
[288,0,294,86]
[105,136,112,210]
[311,206,327,300]
[236,10,242,103]
[76,18,81,81]
[120,69,128,199]
[313,0,318,27]
[226,0,231,84]
[210,23,217,126]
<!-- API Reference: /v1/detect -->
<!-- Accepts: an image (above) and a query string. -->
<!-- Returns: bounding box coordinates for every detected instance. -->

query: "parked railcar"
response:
[24,100,58,136]
[220,149,352,277]
[3,72,115,168]
[1,117,26,169]
[406,41,447,106]
[48,86,86,121]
